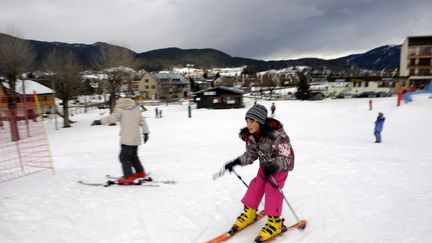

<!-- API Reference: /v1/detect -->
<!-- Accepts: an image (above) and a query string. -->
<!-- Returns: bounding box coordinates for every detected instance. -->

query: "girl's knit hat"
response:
[245,104,268,125]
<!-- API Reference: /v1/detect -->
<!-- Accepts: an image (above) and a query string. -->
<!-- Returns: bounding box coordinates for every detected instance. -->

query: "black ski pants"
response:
[119,144,144,178]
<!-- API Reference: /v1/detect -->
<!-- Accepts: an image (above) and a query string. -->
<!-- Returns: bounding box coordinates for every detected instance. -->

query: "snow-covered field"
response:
[1,95,432,243]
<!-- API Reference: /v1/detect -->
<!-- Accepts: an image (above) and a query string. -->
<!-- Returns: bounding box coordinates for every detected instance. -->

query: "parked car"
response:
[308,92,325,100]
[97,102,110,109]
[353,91,377,98]
[334,92,352,99]
[376,91,393,97]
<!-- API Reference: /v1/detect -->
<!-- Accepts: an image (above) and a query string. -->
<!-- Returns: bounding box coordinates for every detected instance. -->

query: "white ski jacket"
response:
[101,98,149,146]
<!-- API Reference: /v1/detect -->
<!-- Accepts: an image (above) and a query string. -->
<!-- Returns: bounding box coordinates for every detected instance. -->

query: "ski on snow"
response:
[206,215,307,243]
[206,210,266,243]
[254,219,307,242]
[105,174,176,185]
[78,173,176,187]
[78,180,160,187]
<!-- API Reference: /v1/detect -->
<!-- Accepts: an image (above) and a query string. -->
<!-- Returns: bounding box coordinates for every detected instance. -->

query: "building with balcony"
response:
[138,71,189,101]
[400,36,432,90]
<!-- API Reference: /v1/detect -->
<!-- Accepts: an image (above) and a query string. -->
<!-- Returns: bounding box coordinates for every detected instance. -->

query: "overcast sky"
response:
[1,0,431,60]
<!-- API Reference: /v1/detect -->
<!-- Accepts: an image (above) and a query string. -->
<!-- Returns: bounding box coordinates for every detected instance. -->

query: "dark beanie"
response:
[245,104,268,125]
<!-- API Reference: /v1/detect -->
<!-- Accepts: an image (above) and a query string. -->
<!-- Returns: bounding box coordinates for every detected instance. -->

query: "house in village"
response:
[0,79,55,121]
[193,79,214,91]
[213,76,238,87]
[138,71,189,100]
[350,78,396,97]
[308,77,398,99]
[193,86,244,109]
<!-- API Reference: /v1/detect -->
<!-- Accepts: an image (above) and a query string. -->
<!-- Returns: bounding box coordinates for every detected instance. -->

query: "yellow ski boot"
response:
[256,216,283,242]
[233,206,257,230]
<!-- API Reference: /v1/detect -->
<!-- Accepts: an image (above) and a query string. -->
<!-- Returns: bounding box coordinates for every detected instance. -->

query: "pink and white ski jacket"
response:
[238,118,294,172]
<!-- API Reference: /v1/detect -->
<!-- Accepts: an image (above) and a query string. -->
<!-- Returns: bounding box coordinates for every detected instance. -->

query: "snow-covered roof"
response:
[105,66,136,73]
[194,85,244,95]
[152,72,189,84]
[3,79,54,95]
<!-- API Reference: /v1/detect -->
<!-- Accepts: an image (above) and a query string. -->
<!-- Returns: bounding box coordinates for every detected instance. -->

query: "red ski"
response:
[206,211,266,243]
[105,174,176,184]
[77,180,159,187]
[254,219,307,242]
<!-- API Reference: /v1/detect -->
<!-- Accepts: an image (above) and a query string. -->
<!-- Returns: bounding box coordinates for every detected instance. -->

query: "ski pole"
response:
[270,175,307,229]
[232,169,267,211]
[232,168,249,188]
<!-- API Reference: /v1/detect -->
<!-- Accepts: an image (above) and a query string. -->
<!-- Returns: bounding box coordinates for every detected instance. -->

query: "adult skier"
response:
[92,97,150,184]
[223,104,295,241]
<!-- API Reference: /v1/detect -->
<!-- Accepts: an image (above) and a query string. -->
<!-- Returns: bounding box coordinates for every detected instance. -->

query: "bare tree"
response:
[91,44,138,113]
[0,33,35,141]
[44,50,83,128]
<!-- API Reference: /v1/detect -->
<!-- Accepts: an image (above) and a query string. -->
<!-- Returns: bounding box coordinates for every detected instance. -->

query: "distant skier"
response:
[223,104,295,241]
[91,98,150,184]
[374,112,385,143]
[270,102,276,117]
[155,107,159,118]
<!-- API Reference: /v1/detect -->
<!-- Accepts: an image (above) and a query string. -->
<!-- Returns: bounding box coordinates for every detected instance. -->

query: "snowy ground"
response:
[1,95,432,243]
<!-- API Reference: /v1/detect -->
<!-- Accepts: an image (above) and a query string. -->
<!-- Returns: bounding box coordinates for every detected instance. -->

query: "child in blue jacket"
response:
[374,112,385,143]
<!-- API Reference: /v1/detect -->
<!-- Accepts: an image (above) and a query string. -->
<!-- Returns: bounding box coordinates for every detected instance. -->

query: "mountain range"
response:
[0,33,401,73]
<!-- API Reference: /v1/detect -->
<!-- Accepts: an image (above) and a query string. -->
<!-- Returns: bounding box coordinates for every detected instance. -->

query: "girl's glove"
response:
[263,163,279,177]
[224,158,240,172]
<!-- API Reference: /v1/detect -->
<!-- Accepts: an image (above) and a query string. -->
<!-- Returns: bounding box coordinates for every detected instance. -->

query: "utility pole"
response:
[186,64,194,118]
[50,79,58,130]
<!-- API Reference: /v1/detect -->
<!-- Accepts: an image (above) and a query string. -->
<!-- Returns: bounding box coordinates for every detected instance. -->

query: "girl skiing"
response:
[224,104,295,241]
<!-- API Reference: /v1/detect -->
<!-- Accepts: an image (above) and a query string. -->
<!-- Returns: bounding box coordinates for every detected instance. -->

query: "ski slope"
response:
[1,95,432,243]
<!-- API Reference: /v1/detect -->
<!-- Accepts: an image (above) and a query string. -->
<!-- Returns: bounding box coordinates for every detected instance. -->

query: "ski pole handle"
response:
[212,166,226,180]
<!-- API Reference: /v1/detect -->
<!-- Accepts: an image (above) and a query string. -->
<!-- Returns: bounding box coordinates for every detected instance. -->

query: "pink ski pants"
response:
[241,167,288,217]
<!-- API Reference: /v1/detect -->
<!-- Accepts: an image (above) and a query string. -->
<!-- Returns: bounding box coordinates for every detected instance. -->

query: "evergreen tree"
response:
[189,77,198,92]
[296,73,311,100]
[214,72,220,80]
[84,78,95,95]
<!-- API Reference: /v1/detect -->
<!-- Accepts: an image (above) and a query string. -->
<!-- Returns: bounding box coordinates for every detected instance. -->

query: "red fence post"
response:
[369,99,373,110]
[397,92,402,107]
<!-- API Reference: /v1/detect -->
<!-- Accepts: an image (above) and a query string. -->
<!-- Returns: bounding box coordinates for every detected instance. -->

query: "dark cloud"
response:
[1,0,431,60]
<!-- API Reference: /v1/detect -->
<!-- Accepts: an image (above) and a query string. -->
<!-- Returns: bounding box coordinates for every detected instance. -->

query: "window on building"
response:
[151,85,155,89]
[418,58,431,66]
[418,69,431,76]
[224,96,237,104]
[419,46,431,55]
[145,85,149,89]
[410,59,416,66]
[379,81,394,88]
[145,79,149,83]
[365,81,369,87]
[409,47,417,55]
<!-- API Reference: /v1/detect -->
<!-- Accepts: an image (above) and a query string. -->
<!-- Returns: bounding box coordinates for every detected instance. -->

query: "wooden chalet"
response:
[193,86,244,109]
